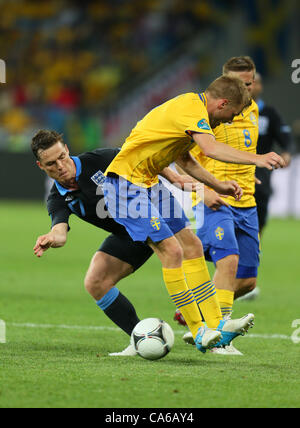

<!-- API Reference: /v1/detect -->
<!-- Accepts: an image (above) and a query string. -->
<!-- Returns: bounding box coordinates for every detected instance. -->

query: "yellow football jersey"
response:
[191,99,259,208]
[105,92,215,188]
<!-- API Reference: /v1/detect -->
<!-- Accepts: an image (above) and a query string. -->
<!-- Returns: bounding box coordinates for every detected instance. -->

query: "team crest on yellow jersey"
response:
[215,227,225,241]
[249,112,257,126]
[150,217,161,231]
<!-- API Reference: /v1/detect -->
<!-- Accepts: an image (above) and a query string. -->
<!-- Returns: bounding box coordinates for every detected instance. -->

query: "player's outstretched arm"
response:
[176,151,243,201]
[33,223,68,258]
[160,167,202,192]
[192,133,286,170]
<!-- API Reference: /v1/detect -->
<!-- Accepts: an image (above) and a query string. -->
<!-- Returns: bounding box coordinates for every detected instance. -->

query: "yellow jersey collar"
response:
[198,92,207,107]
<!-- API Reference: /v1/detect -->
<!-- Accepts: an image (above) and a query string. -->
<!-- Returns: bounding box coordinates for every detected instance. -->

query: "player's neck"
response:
[205,92,218,115]
[58,158,79,191]
[64,178,79,191]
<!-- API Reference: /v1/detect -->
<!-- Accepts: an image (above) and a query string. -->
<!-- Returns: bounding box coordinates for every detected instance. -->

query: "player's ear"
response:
[36,160,44,171]
[219,99,229,109]
[65,144,70,155]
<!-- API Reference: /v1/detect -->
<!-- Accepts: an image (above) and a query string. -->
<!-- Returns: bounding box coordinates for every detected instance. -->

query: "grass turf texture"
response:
[0,201,300,408]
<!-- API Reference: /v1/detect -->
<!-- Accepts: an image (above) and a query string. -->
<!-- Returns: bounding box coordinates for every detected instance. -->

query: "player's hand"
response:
[214,180,243,201]
[173,175,202,192]
[281,152,292,168]
[255,176,262,185]
[204,189,230,211]
[33,234,54,258]
[255,152,286,170]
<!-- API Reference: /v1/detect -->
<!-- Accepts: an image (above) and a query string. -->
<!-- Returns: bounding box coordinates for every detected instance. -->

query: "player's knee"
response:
[217,255,239,276]
[169,244,184,266]
[163,240,184,267]
[183,234,204,259]
[84,272,113,300]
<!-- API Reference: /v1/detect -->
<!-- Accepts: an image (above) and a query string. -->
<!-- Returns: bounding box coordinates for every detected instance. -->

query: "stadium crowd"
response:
[0,0,237,152]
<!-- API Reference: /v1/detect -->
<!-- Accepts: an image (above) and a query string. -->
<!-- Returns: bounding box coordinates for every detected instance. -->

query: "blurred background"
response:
[0,0,299,217]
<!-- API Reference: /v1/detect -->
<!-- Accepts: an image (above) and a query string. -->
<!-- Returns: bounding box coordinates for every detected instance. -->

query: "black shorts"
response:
[98,234,154,272]
[255,185,271,231]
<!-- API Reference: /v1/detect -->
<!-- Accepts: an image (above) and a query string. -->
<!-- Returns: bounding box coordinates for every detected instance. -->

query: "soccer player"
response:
[103,75,284,354]
[177,57,286,354]
[32,130,197,356]
[253,72,293,235]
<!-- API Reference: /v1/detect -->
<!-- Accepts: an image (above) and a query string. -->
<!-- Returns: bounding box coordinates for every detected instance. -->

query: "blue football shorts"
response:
[103,175,190,243]
[193,202,260,279]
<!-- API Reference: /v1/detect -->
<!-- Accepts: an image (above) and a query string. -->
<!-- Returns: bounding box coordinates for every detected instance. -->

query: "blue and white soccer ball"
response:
[131,318,175,360]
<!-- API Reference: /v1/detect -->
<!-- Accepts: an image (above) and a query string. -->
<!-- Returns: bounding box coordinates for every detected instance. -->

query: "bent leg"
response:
[148,236,204,338]
[85,251,139,336]
[174,228,222,329]
[234,277,257,299]
[234,211,260,299]
[214,255,239,317]
[85,251,133,300]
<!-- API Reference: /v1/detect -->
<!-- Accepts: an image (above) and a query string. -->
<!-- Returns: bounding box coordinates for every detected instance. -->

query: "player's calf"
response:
[234,277,257,299]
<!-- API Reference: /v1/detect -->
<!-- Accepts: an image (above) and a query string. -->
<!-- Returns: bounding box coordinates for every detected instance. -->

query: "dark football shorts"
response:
[98,233,154,272]
[255,186,271,231]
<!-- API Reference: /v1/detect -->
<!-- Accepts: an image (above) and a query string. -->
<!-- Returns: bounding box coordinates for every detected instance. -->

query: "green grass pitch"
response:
[0,201,300,408]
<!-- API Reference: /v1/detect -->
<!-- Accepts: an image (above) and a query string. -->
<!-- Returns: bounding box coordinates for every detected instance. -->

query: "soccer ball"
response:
[131,318,175,360]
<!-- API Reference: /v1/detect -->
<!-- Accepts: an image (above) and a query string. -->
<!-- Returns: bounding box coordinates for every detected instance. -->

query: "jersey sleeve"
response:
[47,190,71,229]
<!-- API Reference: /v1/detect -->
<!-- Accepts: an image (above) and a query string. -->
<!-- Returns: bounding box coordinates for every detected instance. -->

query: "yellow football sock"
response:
[216,288,234,318]
[182,257,222,329]
[162,266,204,338]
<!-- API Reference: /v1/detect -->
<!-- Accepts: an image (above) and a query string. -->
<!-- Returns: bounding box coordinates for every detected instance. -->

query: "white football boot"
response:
[109,344,137,357]
[183,331,195,345]
[236,287,260,301]
[215,313,254,348]
[183,313,254,354]
[183,331,243,354]
[210,343,243,355]
[195,327,222,353]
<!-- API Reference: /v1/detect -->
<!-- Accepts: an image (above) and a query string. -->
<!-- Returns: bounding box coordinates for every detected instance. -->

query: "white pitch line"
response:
[6,322,292,341]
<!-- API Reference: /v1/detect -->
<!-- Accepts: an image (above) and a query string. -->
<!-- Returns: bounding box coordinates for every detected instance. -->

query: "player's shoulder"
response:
[250,99,259,113]
[79,147,120,161]
[47,182,59,199]
[169,92,203,107]
[78,147,120,167]
[46,182,65,208]
[77,147,121,178]
[174,92,209,119]
[243,99,259,117]
[233,99,258,126]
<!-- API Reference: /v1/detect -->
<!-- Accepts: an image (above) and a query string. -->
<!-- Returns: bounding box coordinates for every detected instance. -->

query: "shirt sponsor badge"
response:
[197,119,211,131]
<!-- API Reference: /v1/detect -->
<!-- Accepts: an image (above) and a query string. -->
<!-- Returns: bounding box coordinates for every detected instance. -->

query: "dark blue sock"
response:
[97,288,140,336]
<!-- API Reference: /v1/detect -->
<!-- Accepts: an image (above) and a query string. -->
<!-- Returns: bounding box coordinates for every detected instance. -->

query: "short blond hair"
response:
[206,75,251,109]
[223,56,256,75]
